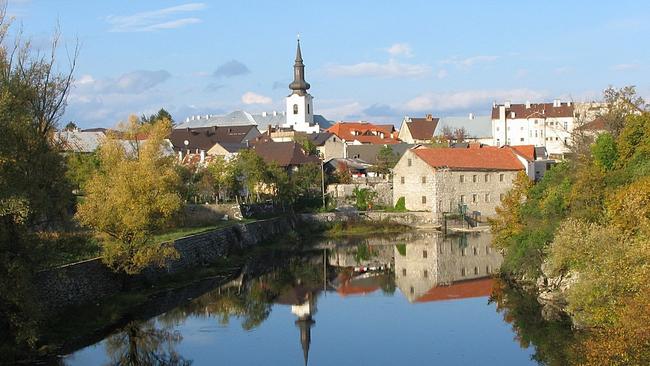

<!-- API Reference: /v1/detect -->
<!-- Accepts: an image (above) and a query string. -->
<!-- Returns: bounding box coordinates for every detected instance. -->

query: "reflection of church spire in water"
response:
[291,294,317,366]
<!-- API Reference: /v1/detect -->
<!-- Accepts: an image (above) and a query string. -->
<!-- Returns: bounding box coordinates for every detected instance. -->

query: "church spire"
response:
[289,38,310,95]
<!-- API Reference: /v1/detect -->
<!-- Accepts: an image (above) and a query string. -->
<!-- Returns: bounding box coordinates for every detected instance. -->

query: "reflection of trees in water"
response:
[104,320,191,366]
[159,256,326,332]
[489,278,578,366]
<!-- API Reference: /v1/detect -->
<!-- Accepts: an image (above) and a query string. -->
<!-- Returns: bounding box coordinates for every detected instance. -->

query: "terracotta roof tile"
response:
[413,146,524,171]
[415,278,494,303]
[576,116,607,131]
[506,145,536,161]
[326,122,400,144]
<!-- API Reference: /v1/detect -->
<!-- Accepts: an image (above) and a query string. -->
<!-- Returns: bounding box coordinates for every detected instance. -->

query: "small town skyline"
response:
[8,0,649,129]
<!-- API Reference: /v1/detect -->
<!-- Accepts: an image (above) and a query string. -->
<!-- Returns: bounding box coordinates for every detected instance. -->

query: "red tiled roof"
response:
[491,102,574,119]
[252,141,320,167]
[412,146,525,171]
[506,145,536,161]
[415,278,494,303]
[326,122,400,144]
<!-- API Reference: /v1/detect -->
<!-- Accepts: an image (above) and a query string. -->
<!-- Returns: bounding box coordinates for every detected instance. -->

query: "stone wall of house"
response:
[327,182,392,206]
[299,211,437,228]
[392,149,438,211]
[34,217,293,315]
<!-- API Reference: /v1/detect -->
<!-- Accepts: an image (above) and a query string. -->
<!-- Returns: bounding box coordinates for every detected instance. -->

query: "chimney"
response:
[504,101,511,108]
[273,110,277,116]
[468,113,474,120]
[262,111,267,117]
[525,101,531,109]
[553,99,561,107]
[567,101,572,106]
[268,124,272,134]
[200,150,205,163]
[205,114,209,119]
[185,117,190,123]
[426,114,433,121]
[492,101,497,108]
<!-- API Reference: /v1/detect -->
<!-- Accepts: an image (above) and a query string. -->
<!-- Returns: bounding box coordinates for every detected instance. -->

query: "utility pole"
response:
[320,152,326,209]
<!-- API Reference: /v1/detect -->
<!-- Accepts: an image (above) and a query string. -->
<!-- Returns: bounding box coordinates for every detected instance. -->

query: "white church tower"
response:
[285,39,319,133]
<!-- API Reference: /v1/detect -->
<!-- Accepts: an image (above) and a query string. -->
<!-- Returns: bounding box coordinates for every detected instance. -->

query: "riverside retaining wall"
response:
[299,211,439,227]
[35,216,294,314]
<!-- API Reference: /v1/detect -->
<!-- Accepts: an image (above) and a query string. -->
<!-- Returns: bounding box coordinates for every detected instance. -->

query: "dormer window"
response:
[293,104,298,115]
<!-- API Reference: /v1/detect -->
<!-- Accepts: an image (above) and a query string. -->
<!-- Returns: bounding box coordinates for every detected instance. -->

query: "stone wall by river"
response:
[34,216,294,315]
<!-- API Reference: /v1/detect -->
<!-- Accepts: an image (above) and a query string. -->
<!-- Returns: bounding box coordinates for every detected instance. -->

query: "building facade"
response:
[398,114,439,144]
[392,146,524,219]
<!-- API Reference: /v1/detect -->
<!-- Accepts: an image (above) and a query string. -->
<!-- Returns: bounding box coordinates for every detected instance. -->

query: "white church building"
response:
[176,40,329,133]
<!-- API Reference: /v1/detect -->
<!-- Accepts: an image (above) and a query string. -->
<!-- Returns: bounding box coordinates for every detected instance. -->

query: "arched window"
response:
[293,104,298,115]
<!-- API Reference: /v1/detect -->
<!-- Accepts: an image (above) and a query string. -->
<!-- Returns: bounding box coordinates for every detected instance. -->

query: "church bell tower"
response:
[286,38,318,133]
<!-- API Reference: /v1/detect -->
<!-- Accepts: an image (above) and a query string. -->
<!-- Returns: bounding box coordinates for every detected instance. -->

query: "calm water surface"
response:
[63,231,539,366]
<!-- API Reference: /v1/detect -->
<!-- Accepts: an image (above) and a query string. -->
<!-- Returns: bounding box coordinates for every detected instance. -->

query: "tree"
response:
[374,145,397,175]
[141,108,174,125]
[64,121,78,131]
[591,133,618,171]
[601,85,646,137]
[76,118,182,274]
[298,138,318,156]
[0,10,77,355]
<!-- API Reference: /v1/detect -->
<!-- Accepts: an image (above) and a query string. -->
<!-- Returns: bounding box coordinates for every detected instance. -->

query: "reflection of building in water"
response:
[394,232,502,302]
[292,295,316,366]
[328,240,394,269]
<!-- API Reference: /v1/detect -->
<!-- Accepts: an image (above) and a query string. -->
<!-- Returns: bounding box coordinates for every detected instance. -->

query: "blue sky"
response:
[8,0,650,128]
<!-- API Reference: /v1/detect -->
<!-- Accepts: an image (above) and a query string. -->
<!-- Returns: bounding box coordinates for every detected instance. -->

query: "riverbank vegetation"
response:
[490,86,650,364]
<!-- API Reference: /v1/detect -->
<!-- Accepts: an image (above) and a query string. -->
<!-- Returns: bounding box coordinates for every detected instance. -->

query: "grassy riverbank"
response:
[321,219,411,238]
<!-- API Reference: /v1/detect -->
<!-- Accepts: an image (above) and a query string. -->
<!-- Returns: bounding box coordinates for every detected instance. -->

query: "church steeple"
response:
[289,38,310,96]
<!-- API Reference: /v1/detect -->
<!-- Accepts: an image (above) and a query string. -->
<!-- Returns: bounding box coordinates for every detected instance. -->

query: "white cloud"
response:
[106,3,206,32]
[436,69,448,79]
[441,55,499,68]
[324,60,430,78]
[612,63,640,71]
[404,89,547,112]
[386,43,413,57]
[317,101,365,121]
[241,92,272,105]
[76,74,95,85]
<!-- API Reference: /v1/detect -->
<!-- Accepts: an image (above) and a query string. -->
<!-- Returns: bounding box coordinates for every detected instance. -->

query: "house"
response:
[324,158,372,177]
[306,132,345,161]
[326,121,400,145]
[56,129,106,153]
[251,140,320,171]
[392,144,526,219]
[503,145,554,181]
[491,100,591,158]
[398,114,439,143]
[169,125,260,162]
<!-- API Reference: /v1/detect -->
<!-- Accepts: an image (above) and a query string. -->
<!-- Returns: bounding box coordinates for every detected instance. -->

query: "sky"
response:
[7,0,650,129]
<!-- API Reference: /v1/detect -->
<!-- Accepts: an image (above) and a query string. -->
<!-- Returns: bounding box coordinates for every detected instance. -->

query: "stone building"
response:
[393,231,502,303]
[392,144,525,219]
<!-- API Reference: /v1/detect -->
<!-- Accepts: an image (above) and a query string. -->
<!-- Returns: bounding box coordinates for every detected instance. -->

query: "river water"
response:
[61,231,545,366]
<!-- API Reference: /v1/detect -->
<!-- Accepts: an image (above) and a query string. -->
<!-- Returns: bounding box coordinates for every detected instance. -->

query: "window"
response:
[472,194,477,203]
[472,175,477,183]
[520,138,524,142]
[410,286,414,294]
[422,250,428,258]
[421,196,427,204]
[461,268,466,276]
[421,176,426,184]
[423,270,428,278]
[293,104,298,115]
[484,174,489,182]
[460,175,465,183]
[564,121,568,130]
[400,176,405,184]
[496,127,500,131]
[499,174,504,182]
[407,158,412,167]
[473,247,478,255]
[460,195,465,204]
[402,268,407,276]
[474,267,479,275]
[486,265,491,274]
[485,193,490,203]
[333,137,336,142]
[496,139,500,146]
[307,104,310,114]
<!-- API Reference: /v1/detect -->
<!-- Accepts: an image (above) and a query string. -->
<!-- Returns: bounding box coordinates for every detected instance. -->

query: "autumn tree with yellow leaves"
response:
[76,116,182,274]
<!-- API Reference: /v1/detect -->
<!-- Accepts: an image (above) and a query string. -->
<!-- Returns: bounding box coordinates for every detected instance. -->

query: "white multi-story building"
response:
[491,100,576,158]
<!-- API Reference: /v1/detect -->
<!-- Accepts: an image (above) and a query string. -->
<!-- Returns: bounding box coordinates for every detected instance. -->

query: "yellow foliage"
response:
[489,171,531,250]
[606,176,650,236]
[75,116,182,274]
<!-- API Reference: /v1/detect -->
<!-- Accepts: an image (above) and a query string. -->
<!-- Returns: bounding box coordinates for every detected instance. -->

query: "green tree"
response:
[141,108,174,125]
[591,133,618,171]
[76,118,182,274]
[65,152,100,191]
[601,85,646,137]
[374,145,397,175]
[64,121,78,131]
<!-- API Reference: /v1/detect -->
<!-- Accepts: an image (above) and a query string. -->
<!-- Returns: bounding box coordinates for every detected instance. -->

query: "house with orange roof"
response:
[326,121,400,146]
[392,144,526,218]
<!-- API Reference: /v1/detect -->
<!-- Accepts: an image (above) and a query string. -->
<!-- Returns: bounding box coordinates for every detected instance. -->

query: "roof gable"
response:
[405,118,439,140]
